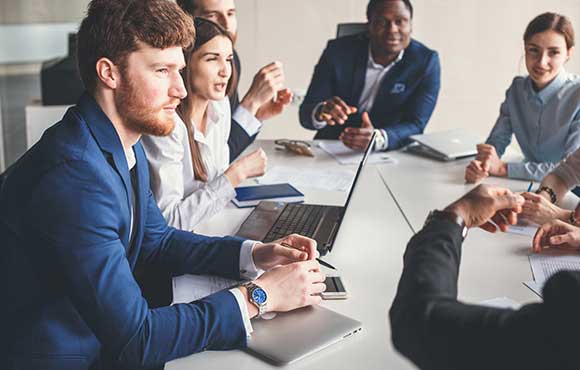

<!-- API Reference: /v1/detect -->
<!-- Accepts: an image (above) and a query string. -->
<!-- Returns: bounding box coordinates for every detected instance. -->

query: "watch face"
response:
[252,287,267,305]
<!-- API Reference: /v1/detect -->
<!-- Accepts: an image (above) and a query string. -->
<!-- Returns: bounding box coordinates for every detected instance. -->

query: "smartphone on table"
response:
[320,275,348,300]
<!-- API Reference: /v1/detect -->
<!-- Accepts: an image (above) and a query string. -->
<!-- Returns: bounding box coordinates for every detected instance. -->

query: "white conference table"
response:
[167,140,569,370]
[167,140,417,370]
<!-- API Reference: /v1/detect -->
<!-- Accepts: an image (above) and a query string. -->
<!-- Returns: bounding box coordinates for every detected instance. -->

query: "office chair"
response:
[336,22,367,38]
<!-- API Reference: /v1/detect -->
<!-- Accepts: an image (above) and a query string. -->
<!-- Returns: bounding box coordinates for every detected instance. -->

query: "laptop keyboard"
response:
[263,203,325,242]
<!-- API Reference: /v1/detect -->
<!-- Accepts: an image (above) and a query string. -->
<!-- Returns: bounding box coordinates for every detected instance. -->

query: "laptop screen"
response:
[341,131,376,211]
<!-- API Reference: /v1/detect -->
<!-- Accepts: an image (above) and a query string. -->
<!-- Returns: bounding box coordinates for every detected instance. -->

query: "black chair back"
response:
[336,22,367,38]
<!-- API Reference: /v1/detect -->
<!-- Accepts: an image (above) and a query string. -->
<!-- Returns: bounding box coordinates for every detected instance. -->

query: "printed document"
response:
[256,166,355,192]
[318,141,397,165]
[172,274,239,304]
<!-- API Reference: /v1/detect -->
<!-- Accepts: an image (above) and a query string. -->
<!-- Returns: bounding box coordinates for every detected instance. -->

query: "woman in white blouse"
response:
[142,18,267,231]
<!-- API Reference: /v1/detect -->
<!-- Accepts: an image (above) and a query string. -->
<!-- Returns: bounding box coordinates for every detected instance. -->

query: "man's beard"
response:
[115,77,176,137]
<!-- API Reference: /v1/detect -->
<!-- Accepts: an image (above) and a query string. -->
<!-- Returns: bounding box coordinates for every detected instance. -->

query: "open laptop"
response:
[236,132,376,255]
[246,305,362,365]
[407,129,481,161]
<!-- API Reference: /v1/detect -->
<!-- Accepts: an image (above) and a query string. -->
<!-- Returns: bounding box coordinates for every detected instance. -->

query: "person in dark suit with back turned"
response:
[300,0,440,151]
[390,184,580,370]
[0,1,325,369]
[177,0,293,162]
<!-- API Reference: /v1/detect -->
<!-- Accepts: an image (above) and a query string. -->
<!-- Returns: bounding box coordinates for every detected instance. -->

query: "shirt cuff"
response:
[240,240,264,280]
[310,102,328,130]
[229,288,254,338]
[506,162,534,181]
[379,129,389,151]
[233,106,262,137]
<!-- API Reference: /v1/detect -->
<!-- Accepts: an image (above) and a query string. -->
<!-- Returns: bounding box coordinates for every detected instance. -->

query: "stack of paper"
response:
[524,253,580,297]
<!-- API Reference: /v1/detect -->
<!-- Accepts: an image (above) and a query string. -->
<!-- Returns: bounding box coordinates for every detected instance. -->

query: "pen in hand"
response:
[280,242,337,270]
[527,181,533,192]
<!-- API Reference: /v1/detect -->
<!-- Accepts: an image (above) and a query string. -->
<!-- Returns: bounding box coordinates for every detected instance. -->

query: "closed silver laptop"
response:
[408,129,481,161]
[246,305,362,365]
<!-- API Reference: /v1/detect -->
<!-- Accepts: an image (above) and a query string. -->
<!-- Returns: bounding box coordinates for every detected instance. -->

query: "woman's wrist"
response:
[497,162,508,177]
[225,164,245,187]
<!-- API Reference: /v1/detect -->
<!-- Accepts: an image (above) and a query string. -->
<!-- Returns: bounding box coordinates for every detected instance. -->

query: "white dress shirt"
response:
[141,98,236,232]
[311,48,404,150]
[138,103,263,336]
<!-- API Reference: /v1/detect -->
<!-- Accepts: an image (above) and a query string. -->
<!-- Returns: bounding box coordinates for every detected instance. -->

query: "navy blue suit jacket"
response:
[0,94,247,369]
[300,34,441,149]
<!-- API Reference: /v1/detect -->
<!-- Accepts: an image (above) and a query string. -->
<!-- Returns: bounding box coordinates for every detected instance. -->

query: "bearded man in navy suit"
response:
[300,0,441,151]
[0,1,325,369]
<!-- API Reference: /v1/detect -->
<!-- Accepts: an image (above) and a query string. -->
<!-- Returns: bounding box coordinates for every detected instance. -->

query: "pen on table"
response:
[527,181,534,192]
[280,242,337,270]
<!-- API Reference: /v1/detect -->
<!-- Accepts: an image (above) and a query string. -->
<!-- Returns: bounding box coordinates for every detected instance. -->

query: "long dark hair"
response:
[177,17,237,182]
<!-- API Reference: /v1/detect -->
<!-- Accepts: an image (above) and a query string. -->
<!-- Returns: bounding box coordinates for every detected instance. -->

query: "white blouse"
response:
[141,98,236,231]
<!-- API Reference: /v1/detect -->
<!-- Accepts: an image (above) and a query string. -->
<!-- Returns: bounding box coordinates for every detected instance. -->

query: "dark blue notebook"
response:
[232,183,304,208]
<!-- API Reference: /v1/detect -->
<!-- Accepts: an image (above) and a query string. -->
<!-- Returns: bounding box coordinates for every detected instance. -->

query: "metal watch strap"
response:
[426,210,468,239]
[536,186,557,204]
[243,282,267,316]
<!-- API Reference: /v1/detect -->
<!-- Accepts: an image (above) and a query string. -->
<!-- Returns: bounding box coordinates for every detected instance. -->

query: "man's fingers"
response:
[310,282,327,295]
[341,136,367,150]
[361,112,373,128]
[284,234,318,260]
[491,212,510,232]
[532,227,545,252]
[303,294,323,307]
[479,221,498,233]
[307,271,326,284]
[550,233,574,246]
[493,193,525,213]
[276,244,308,261]
[328,104,348,122]
[331,97,356,115]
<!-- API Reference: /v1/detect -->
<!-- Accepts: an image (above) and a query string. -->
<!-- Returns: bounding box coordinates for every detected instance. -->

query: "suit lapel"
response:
[350,36,370,105]
[127,143,149,262]
[77,94,134,247]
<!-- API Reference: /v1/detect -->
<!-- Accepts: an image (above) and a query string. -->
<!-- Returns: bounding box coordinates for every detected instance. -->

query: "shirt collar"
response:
[125,147,136,170]
[527,70,568,104]
[367,47,404,70]
[193,99,225,142]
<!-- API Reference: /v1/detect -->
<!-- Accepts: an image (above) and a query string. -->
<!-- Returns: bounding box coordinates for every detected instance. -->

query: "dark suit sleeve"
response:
[28,160,246,368]
[138,186,245,280]
[390,219,580,370]
[383,52,441,150]
[299,41,334,131]
[228,119,256,162]
[228,50,257,161]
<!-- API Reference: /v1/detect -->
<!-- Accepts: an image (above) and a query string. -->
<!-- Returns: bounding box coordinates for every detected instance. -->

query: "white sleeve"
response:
[310,101,328,130]
[552,148,580,190]
[232,105,263,137]
[141,127,235,232]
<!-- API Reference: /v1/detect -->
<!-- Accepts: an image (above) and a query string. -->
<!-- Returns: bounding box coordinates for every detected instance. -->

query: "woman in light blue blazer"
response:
[465,12,580,183]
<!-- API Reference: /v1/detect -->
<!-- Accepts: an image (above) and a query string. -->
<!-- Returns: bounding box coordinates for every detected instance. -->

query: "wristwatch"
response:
[425,209,468,239]
[243,281,268,316]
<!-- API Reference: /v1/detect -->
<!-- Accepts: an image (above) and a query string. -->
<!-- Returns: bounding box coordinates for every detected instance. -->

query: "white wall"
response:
[234,0,580,141]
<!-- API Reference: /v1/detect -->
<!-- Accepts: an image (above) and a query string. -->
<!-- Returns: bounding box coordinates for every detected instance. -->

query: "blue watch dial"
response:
[251,287,267,304]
